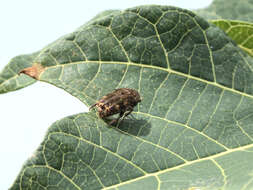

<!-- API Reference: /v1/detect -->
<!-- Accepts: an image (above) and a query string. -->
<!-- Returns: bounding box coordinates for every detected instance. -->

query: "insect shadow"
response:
[109,117,151,137]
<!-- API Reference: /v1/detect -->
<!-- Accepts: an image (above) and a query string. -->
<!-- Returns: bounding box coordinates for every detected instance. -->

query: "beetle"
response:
[89,88,141,125]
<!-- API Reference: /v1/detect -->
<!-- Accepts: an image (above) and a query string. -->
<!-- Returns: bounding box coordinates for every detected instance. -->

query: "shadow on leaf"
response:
[115,118,151,137]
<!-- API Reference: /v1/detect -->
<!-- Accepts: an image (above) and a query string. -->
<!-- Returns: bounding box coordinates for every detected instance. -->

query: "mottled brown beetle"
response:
[89,88,141,125]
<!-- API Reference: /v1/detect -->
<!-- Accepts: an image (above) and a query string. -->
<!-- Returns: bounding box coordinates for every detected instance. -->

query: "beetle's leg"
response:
[89,103,97,110]
[108,107,133,126]
[121,110,132,119]
[124,106,134,118]
[108,111,128,126]
[107,112,122,125]
[114,107,133,126]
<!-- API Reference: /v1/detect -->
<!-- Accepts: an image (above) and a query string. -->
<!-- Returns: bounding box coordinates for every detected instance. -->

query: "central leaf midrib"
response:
[39,60,253,99]
[102,143,253,190]
[26,135,253,190]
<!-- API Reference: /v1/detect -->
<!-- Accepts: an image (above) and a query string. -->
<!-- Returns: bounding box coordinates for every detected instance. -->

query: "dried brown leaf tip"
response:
[89,88,141,125]
[19,63,44,80]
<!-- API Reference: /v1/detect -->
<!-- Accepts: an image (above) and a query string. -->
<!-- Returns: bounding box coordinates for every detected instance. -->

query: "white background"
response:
[0,0,212,188]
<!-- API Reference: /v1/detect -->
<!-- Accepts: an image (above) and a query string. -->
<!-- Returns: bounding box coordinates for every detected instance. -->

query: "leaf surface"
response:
[5,5,253,190]
[11,112,253,190]
[0,53,38,94]
[211,20,253,57]
[195,0,253,21]
[194,0,253,57]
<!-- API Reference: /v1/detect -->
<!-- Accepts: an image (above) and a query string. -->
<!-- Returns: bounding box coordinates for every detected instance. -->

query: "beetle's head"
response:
[133,90,142,103]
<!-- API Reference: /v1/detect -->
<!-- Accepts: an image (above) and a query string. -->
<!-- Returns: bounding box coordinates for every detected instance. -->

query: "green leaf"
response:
[211,19,253,57]
[11,112,253,190]
[195,0,253,21]
[0,52,38,94]
[6,5,253,190]
[195,0,253,59]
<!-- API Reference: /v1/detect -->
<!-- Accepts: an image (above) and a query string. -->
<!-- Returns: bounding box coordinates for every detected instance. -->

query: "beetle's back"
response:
[93,88,141,118]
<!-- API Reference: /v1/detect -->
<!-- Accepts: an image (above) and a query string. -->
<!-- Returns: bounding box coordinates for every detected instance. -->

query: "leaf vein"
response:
[40,61,253,101]
[136,111,229,151]
[50,131,147,175]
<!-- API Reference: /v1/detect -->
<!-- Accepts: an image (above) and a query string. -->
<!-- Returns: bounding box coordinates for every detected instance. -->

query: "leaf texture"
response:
[0,53,38,94]
[11,112,253,190]
[211,19,253,57]
[195,0,253,21]
[194,0,253,58]
[5,5,253,190]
